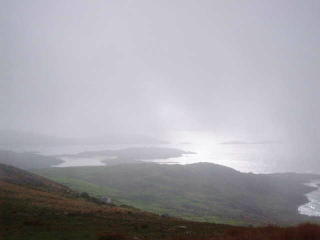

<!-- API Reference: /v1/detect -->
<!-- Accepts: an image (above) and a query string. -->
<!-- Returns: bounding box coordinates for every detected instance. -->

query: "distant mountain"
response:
[36,162,320,225]
[0,146,192,170]
[0,150,63,169]
[59,147,194,165]
[0,130,75,146]
[83,134,169,145]
[220,140,279,145]
[0,130,167,146]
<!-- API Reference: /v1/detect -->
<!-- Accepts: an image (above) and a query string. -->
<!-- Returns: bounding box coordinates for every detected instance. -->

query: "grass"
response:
[2,163,320,240]
[35,163,320,225]
[0,178,228,240]
[45,176,120,197]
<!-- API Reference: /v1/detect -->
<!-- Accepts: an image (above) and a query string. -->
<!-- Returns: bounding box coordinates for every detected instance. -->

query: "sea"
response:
[1,131,320,217]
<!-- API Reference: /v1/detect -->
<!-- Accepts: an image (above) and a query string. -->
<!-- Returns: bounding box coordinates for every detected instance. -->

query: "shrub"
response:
[97,233,128,240]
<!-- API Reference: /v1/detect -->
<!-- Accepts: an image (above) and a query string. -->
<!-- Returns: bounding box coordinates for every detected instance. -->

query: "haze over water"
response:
[2,131,318,174]
[2,129,320,216]
[1,0,320,228]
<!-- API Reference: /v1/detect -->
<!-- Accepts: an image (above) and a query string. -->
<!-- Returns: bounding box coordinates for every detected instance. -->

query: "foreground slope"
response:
[36,162,320,225]
[2,163,320,240]
[0,163,229,240]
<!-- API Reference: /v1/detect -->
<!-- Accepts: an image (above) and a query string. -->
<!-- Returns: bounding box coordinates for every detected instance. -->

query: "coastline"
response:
[298,180,320,216]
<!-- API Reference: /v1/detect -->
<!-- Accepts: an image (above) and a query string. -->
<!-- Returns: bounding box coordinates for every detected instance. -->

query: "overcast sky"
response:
[1,0,320,142]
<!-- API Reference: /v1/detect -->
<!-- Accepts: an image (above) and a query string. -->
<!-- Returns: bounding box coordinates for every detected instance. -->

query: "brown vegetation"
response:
[1,163,320,240]
[214,223,320,240]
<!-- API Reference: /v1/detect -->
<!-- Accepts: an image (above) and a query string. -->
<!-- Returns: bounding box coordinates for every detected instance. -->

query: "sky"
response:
[1,0,320,143]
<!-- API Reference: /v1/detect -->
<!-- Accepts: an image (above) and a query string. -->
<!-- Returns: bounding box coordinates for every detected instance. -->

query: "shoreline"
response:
[298,180,320,216]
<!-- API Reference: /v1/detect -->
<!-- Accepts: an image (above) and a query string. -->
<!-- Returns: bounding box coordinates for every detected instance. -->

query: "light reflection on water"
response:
[0,131,314,174]
[53,156,107,167]
[0,143,301,174]
[1,131,320,216]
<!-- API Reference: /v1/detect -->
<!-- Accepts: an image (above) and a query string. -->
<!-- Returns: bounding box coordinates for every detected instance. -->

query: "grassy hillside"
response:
[36,163,320,225]
[2,163,320,240]
[0,163,231,240]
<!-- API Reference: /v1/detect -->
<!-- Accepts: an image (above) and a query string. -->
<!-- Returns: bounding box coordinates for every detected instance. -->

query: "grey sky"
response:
[1,0,320,142]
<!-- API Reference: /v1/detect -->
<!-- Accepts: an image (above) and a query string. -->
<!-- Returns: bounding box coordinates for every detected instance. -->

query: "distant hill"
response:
[83,134,169,145]
[0,130,167,146]
[0,147,192,170]
[59,147,194,165]
[220,140,278,145]
[0,130,76,146]
[36,162,320,225]
[0,150,63,169]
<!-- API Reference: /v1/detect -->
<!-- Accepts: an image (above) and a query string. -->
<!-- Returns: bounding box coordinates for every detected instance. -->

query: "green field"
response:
[35,162,319,225]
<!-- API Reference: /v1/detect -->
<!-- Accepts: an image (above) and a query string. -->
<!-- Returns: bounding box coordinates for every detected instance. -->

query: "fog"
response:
[1,0,320,168]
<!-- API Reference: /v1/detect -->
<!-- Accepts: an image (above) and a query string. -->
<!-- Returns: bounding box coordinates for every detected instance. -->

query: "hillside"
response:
[0,163,230,240]
[2,163,320,240]
[36,162,320,225]
[0,163,72,194]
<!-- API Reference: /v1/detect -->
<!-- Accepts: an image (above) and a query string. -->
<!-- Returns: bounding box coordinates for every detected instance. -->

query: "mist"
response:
[5,2,320,233]
[1,0,320,170]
